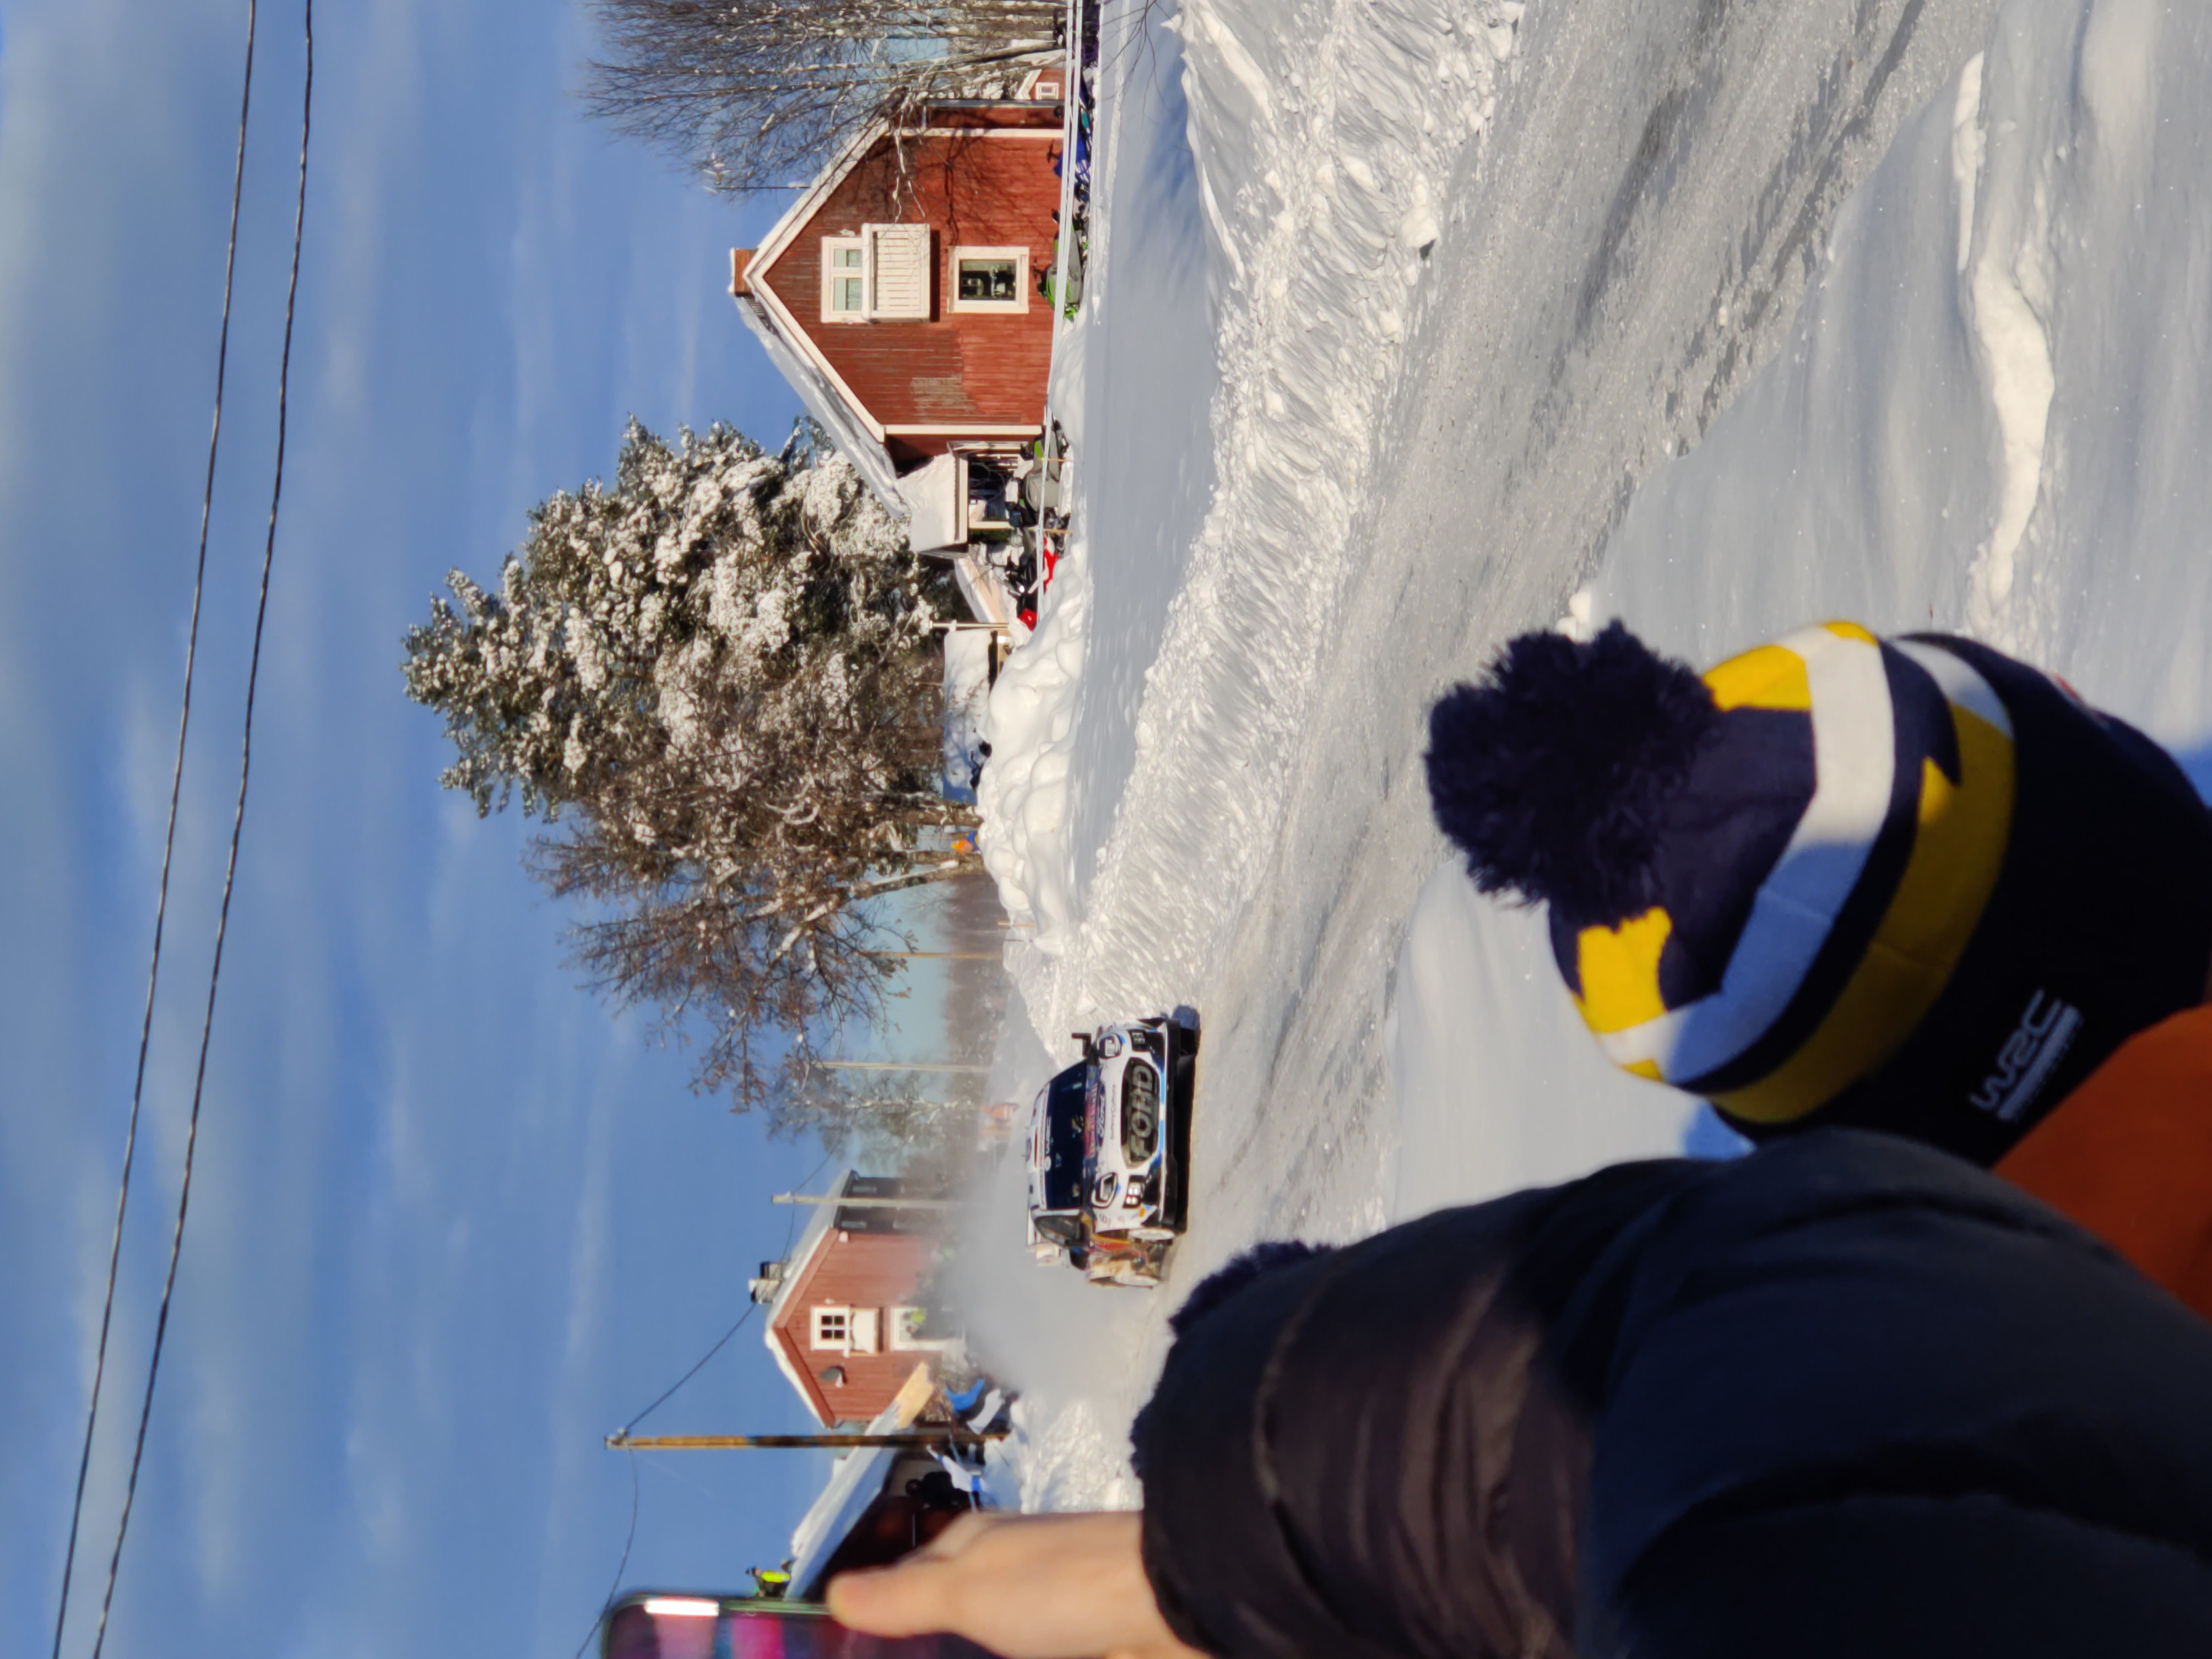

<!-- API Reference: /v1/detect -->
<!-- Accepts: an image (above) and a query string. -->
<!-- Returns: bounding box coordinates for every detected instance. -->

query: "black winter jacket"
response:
[1131,1131,2212,1658]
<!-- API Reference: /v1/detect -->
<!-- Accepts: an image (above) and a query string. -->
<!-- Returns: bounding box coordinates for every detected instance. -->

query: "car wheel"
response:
[1167,1059,1195,1231]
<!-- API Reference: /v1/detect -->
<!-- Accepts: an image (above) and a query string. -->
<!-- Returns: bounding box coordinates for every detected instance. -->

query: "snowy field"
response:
[962,0,2212,1507]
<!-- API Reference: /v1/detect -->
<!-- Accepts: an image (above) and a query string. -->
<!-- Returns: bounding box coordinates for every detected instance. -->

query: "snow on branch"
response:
[403,416,980,1118]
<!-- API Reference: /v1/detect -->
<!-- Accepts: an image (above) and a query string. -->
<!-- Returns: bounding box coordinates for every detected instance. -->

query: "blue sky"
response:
[0,2,878,1653]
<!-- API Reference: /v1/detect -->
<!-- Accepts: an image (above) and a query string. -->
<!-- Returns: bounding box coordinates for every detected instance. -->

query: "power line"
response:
[608,1151,830,1439]
[614,1301,764,1447]
[49,5,260,1656]
[87,7,312,1655]
[568,1153,832,1657]
[569,1451,639,1659]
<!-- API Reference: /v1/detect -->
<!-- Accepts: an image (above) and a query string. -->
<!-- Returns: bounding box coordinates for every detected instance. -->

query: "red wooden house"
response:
[729,77,1067,546]
[753,1172,958,1427]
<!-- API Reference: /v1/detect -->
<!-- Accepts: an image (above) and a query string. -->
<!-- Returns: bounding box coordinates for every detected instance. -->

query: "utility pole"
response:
[606,1430,1005,1451]
[771,1193,963,1210]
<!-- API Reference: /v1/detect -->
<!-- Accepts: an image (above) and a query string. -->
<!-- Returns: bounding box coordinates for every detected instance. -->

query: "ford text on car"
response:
[1024,1013,1197,1288]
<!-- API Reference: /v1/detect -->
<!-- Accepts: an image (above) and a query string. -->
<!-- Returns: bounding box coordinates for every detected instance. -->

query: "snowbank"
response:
[973,233,1089,953]
[979,0,1528,1021]
[972,534,1088,948]
[1589,0,2212,767]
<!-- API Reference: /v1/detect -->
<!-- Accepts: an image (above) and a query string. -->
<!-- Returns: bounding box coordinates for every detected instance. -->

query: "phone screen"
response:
[600,1593,996,1659]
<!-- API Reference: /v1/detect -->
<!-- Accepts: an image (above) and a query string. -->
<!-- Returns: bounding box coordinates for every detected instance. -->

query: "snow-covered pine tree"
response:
[403,418,980,1115]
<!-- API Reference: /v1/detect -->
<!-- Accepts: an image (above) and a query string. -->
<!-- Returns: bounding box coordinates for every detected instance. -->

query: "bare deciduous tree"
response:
[584,0,1065,196]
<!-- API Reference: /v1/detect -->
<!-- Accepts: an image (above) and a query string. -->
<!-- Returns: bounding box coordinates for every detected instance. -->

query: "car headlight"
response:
[1092,1172,1120,1209]
[1094,1031,1124,1059]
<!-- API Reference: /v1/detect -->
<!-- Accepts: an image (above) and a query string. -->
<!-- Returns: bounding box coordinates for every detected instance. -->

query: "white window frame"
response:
[888,1304,957,1352]
[949,245,1030,314]
[810,1305,852,1351]
[821,237,870,323]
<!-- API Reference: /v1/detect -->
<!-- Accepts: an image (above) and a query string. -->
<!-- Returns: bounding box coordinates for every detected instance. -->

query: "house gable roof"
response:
[749,121,890,289]
[758,1172,939,1425]
[733,100,1062,508]
[735,125,909,511]
[731,292,905,508]
[759,1170,854,1420]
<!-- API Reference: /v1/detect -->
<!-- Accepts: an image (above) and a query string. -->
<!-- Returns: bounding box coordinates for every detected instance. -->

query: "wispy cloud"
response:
[2,0,825,1652]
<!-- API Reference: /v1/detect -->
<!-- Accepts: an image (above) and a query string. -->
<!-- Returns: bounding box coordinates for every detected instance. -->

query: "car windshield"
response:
[1038,1066,1088,1213]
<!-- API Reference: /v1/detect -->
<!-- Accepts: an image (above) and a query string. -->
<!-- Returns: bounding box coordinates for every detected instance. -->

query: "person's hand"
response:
[827,1511,1208,1659]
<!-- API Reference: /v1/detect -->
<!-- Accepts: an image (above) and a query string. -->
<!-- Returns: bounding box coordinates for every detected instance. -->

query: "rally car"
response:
[1025,1012,1197,1288]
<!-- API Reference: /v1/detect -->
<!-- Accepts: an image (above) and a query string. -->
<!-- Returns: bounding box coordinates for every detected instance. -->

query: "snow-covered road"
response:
[1202,0,2014,1234]
[966,0,2212,1505]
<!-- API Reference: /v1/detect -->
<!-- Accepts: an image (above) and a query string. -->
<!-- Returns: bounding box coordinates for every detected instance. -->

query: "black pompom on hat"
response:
[1427,622,1720,925]
[1425,619,2212,1165]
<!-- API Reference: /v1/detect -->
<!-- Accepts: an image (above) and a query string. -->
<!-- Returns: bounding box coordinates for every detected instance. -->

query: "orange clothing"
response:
[1997,1003,2212,1321]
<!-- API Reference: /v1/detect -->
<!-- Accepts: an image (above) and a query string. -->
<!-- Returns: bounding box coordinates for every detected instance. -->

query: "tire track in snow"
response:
[1168,0,2005,1252]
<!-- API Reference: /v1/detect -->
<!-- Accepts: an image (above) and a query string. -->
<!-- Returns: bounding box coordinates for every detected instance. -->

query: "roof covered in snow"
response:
[785,1363,938,1595]
[757,1168,855,1407]
[731,293,906,512]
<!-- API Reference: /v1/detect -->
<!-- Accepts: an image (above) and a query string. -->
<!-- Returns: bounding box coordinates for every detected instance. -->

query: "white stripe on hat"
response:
[1892,638,2015,739]
[1599,626,1896,1081]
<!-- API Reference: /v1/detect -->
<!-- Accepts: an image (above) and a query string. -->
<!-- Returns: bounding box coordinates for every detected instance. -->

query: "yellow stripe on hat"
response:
[1703,643,1812,712]
[1713,684,2016,1123]
[1597,624,1893,1081]
[1573,907,1674,1036]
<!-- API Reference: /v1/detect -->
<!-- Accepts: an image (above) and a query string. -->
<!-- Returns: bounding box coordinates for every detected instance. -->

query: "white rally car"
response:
[1025,1012,1197,1288]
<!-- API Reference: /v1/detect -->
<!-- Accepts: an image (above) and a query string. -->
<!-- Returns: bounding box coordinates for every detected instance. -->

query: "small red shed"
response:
[729,96,1067,527]
[754,1172,958,1427]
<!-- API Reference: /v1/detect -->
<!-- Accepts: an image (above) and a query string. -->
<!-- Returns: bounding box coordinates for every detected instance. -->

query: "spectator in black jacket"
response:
[833,1131,2212,1658]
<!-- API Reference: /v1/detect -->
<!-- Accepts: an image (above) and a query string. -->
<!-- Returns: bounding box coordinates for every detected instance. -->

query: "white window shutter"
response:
[847,1308,881,1354]
[867,224,933,319]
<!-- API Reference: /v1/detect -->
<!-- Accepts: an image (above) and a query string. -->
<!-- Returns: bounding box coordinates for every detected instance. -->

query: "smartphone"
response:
[599,1591,998,1659]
